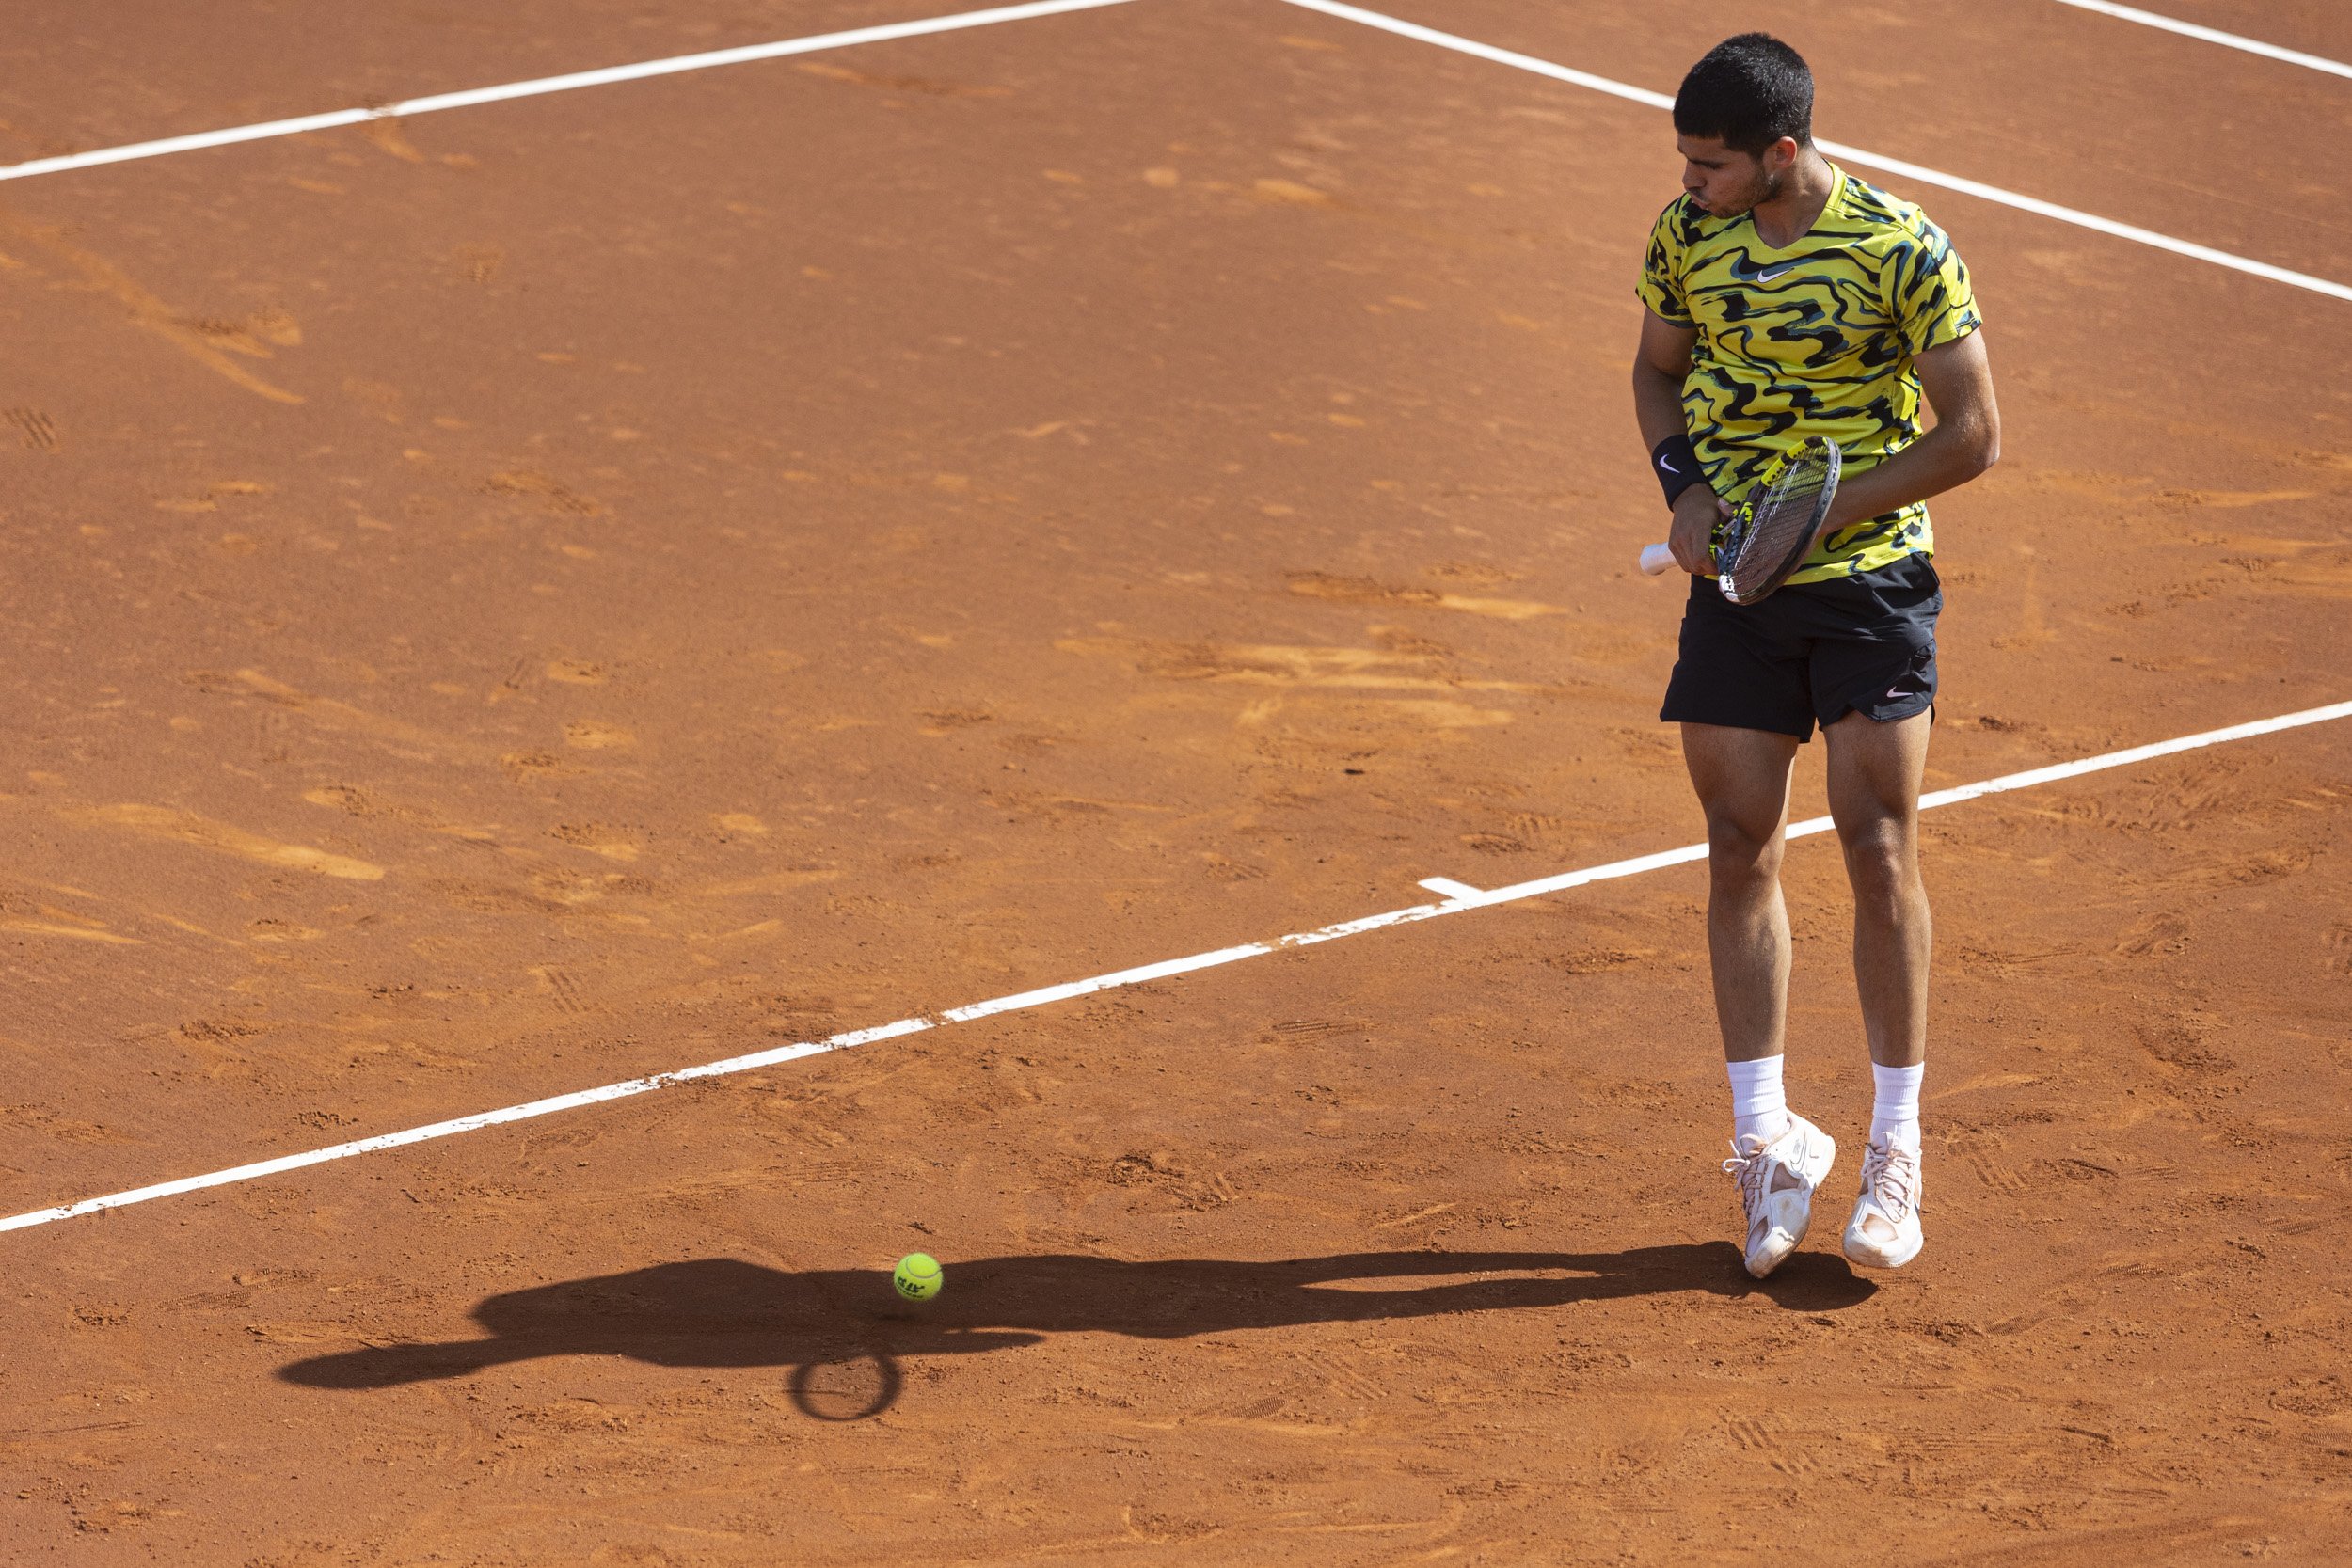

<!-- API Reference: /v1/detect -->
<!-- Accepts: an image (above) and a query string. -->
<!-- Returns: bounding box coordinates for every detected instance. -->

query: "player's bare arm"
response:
[1814,329,2001,539]
[1640,322,2002,578]
[1629,308,1725,576]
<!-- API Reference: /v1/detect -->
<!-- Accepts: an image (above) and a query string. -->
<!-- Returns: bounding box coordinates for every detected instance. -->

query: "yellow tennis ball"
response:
[893,1252,943,1302]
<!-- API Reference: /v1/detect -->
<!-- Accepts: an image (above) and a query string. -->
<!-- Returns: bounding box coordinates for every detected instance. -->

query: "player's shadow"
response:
[280,1244,1869,1419]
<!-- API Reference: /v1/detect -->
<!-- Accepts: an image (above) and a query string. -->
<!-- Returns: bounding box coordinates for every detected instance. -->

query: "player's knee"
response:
[1840,821,1917,903]
[1704,813,1782,880]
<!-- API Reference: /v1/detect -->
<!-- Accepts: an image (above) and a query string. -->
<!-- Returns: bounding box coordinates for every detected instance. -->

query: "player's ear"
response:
[1763,136,1798,175]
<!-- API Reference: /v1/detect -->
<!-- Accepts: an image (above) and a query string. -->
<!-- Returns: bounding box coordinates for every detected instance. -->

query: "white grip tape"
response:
[1639,542,1676,575]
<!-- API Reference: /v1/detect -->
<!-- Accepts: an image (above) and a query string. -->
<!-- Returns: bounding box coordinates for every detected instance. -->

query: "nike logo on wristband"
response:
[1659,456,1679,473]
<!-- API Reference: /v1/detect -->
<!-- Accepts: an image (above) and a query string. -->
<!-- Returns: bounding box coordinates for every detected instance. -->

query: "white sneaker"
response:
[1722,1113,1836,1278]
[1842,1135,1924,1270]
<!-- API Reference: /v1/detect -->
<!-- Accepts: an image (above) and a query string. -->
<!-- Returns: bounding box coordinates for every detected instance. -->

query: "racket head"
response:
[1715,436,1842,605]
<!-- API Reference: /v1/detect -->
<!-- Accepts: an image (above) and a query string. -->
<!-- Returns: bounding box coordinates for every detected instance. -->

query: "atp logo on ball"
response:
[893,1252,943,1302]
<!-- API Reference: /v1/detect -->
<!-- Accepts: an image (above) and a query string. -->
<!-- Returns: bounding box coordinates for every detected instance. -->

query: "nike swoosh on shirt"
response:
[1756,267,1795,282]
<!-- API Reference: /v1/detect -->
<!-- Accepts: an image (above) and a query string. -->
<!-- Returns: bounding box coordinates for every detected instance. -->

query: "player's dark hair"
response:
[1673,34,1813,156]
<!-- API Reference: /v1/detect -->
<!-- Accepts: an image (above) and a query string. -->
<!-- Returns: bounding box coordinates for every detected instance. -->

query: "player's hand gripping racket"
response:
[1639,436,1843,606]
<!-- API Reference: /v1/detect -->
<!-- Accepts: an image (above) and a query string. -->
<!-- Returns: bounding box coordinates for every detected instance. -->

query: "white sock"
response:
[1726,1056,1789,1148]
[1870,1061,1925,1150]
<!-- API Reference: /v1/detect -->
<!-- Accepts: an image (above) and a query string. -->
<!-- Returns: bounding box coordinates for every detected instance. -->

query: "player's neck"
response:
[1747,148,1836,249]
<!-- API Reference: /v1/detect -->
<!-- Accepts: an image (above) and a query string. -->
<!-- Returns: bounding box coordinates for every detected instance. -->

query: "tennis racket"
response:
[1638,436,1843,606]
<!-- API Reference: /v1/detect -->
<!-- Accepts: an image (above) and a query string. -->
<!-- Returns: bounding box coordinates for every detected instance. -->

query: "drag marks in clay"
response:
[8,405,57,450]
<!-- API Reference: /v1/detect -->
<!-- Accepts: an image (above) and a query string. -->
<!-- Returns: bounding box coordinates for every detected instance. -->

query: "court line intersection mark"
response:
[6,699,2346,1236]
[1275,0,2352,305]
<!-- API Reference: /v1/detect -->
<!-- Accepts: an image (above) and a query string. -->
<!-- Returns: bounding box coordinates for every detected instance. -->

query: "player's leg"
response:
[1801,552,1939,1268]
[1677,721,1836,1277]
[1678,721,1800,1070]
[1661,570,1837,1279]
[1814,586,1937,1269]
[1822,705,1932,1076]
[1823,706,1931,1267]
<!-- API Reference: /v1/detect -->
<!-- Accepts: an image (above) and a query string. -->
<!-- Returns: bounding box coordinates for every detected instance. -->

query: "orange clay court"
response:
[2,1,2347,1562]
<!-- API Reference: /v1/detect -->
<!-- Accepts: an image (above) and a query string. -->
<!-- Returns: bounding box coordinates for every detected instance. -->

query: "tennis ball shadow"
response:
[278,1243,1872,1418]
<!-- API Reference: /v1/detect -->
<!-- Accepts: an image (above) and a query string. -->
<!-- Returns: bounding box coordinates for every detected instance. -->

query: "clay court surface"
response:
[4,0,2349,1560]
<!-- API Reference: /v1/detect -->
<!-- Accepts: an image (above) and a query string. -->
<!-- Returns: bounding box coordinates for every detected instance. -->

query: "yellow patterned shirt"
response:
[1638,166,1980,582]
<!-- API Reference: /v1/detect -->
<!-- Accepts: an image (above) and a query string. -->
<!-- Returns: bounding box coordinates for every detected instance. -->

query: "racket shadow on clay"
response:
[278,1244,1870,1418]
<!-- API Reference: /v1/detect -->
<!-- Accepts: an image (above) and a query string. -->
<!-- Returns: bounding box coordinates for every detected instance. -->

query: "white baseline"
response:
[1274,0,2352,306]
[2048,0,2352,81]
[5,698,2347,1238]
[0,0,1141,185]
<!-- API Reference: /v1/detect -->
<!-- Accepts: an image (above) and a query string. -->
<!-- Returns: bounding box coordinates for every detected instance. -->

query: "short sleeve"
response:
[1636,199,1693,327]
[1889,217,1979,355]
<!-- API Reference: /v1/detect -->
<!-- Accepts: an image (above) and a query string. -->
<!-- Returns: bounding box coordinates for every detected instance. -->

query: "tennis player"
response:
[1631,35,2001,1276]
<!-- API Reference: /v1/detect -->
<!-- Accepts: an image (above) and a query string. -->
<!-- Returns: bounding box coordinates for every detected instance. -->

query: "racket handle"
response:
[1638,542,1676,576]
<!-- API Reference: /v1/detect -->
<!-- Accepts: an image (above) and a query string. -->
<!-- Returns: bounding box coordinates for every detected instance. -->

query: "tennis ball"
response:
[893,1252,943,1302]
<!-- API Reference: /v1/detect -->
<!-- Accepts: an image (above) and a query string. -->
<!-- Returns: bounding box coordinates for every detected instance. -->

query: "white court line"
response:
[2049,0,2352,80]
[6,697,2348,1237]
[0,0,1141,185]
[1273,0,2352,306]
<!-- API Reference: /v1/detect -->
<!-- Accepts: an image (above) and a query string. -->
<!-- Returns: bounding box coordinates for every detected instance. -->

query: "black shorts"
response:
[1660,553,1941,742]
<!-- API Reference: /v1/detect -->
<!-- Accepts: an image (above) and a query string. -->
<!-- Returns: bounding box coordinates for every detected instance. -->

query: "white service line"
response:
[2049,0,2352,80]
[0,0,1141,185]
[6,697,2348,1238]
[1273,0,2352,306]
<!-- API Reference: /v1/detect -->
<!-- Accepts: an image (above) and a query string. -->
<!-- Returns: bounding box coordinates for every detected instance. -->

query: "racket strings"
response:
[1721,452,1834,599]
[1740,465,1828,558]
